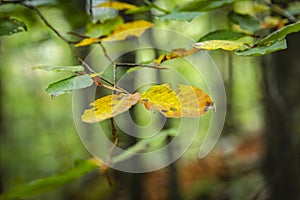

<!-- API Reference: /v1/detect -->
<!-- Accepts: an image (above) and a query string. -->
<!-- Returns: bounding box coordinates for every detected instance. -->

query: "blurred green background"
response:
[1,0,299,200]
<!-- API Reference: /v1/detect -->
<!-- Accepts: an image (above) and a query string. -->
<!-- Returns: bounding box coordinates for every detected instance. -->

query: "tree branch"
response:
[116,62,168,69]
[98,42,118,89]
[89,0,94,20]
[20,3,76,44]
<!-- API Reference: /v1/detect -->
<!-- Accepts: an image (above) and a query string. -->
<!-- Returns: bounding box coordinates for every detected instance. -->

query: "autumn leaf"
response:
[193,40,248,51]
[95,1,137,10]
[140,84,215,118]
[154,48,200,64]
[140,84,181,117]
[75,20,153,46]
[103,20,153,41]
[82,93,140,123]
[75,37,101,47]
[178,84,215,116]
[261,16,288,29]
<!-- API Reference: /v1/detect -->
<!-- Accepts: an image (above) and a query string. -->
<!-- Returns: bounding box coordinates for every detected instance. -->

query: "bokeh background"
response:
[1,0,299,199]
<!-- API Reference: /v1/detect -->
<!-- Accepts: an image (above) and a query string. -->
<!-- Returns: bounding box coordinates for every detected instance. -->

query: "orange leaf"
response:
[95,1,137,10]
[75,38,100,47]
[82,93,140,123]
[140,84,215,117]
[178,85,215,117]
[103,20,153,41]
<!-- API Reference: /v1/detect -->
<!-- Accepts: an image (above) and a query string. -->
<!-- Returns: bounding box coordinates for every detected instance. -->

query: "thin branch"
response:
[259,0,296,22]
[89,0,94,20]
[74,53,96,73]
[67,31,89,39]
[98,42,117,89]
[99,42,114,64]
[113,63,117,90]
[116,62,168,69]
[0,0,24,4]
[20,2,131,95]
[21,3,76,43]
[102,84,128,93]
[106,119,119,164]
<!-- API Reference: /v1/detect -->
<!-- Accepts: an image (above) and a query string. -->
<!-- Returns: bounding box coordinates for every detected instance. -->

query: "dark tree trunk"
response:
[262,31,300,199]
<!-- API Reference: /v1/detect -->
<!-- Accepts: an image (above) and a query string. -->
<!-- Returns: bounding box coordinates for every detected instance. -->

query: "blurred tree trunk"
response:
[262,30,300,199]
[0,51,4,194]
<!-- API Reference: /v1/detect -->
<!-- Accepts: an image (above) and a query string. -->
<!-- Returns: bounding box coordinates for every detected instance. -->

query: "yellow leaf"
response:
[75,38,100,47]
[178,85,215,117]
[153,54,167,64]
[140,84,181,117]
[89,157,109,174]
[140,84,215,118]
[82,93,140,123]
[154,48,200,64]
[261,16,288,29]
[89,72,103,78]
[193,40,248,51]
[103,20,153,41]
[95,1,137,10]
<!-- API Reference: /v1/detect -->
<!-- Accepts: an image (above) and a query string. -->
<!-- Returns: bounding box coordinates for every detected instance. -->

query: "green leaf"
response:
[125,6,152,14]
[257,22,300,45]
[178,0,234,11]
[86,16,124,38]
[126,67,143,74]
[157,12,206,22]
[198,29,247,42]
[193,40,248,51]
[23,0,57,6]
[46,75,93,97]
[0,16,27,36]
[228,12,261,33]
[236,39,287,56]
[32,65,84,72]
[0,160,98,200]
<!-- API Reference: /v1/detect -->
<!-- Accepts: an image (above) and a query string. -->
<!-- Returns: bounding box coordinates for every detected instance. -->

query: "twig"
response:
[89,0,94,20]
[20,3,76,44]
[74,53,96,73]
[98,42,117,89]
[67,31,89,39]
[102,84,128,93]
[106,119,119,164]
[21,3,129,93]
[0,0,23,4]
[259,0,296,22]
[116,62,168,69]
[20,3,98,75]
[99,42,114,64]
